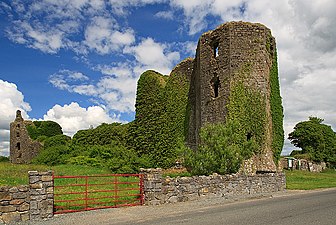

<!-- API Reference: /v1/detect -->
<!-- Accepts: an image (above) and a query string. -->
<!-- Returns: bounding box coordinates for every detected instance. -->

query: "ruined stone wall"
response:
[170,57,194,81]
[10,110,42,164]
[0,171,53,224]
[141,168,286,206]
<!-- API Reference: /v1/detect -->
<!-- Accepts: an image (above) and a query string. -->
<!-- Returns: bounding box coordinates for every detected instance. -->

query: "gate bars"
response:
[53,174,144,214]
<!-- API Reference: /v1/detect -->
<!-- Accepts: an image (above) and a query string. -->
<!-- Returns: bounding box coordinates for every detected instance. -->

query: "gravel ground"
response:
[10,189,334,225]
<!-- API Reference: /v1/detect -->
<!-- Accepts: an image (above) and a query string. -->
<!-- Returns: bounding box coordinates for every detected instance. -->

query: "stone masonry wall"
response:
[0,171,53,224]
[141,168,286,205]
[0,185,30,224]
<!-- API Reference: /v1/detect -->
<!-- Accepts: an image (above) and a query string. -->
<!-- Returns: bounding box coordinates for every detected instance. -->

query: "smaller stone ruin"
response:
[9,110,42,164]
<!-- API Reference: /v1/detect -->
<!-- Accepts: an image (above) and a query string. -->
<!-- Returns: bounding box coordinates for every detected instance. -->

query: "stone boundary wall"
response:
[140,168,286,205]
[0,171,53,224]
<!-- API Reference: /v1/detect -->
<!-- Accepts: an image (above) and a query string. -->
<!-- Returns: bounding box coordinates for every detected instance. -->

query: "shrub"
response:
[66,156,102,167]
[26,121,63,140]
[32,145,70,166]
[44,134,71,149]
[0,156,9,162]
[185,121,257,175]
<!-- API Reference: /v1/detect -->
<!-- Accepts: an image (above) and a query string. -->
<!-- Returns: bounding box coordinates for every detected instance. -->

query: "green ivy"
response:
[227,80,267,155]
[269,50,284,162]
[128,70,190,168]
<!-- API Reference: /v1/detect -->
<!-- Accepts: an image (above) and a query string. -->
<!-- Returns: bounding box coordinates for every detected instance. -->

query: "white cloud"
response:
[7,21,65,54]
[170,0,214,35]
[0,80,31,156]
[124,38,180,75]
[5,1,136,55]
[43,102,120,136]
[96,62,133,78]
[108,0,166,15]
[49,69,91,92]
[155,11,174,20]
[84,16,135,54]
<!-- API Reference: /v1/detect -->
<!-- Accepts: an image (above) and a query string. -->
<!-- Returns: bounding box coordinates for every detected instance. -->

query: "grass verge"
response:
[285,169,336,190]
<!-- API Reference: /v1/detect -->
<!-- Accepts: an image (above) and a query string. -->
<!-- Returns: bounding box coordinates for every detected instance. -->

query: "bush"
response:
[26,121,63,140]
[0,156,9,162]
[185,121,257,175]
[44,134,71,149]
[32,146,70,166]
[72,123,128,146]
[66,156,103,167]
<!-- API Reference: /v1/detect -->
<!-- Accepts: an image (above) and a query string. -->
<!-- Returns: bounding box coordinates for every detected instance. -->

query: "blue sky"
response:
[1,0,336,156]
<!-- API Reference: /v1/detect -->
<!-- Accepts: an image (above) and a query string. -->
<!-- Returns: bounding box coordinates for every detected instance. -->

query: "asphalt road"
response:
[20,188,336,225]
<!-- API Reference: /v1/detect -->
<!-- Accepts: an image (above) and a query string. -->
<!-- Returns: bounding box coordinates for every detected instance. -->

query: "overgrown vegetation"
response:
[0,156,9,162]
[288,117,336,165]
[128,70,190,168]
[269,50,284,162]
[227,80,267,155]
[72,123,128,146]
[26,120,63,140]
[185,121,257,175]
[33,127,150,173]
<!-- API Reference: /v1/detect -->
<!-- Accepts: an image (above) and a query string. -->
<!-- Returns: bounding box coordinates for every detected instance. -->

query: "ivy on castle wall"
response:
[269,51,284,162]
[128,70,190,168]
[227,80,267,156]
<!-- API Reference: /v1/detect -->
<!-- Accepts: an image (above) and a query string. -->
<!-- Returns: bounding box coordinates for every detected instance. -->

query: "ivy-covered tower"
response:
[187,21,284,173]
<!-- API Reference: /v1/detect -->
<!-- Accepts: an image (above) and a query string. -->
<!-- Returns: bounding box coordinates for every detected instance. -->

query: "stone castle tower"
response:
[10,110,42,164]
[186,21,283,173]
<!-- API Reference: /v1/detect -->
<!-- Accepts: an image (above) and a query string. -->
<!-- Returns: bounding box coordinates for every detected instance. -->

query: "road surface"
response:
[19,188,336,225]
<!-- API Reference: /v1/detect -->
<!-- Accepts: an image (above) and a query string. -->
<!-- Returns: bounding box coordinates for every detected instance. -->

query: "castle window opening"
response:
[211,74,220,98]
[213,42,219,58]
[16,132,20,137]
[247,132,252,141]
[17,124,20,128]
[16,142,21,150]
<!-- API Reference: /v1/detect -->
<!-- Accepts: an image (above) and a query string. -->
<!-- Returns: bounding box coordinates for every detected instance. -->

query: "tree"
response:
[288,117,336,164]
[26,121,63,140]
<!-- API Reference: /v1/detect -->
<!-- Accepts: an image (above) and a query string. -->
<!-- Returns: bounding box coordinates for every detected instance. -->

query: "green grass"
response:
[0,162,111,186]
[285,169,336,190]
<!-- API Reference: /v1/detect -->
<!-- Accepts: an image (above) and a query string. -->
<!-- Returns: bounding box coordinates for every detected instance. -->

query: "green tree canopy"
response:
[26,121,63,140]
[288,117,336,164]
[72,123,128,146]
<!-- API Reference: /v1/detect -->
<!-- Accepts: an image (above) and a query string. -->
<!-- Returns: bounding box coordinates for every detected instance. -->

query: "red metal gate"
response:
[53,174,144,214]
